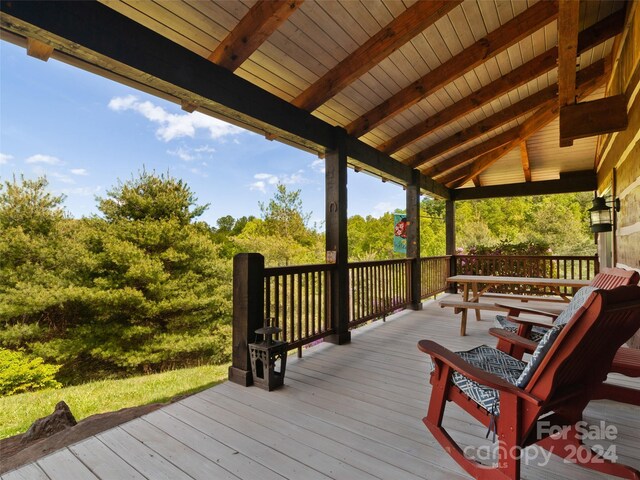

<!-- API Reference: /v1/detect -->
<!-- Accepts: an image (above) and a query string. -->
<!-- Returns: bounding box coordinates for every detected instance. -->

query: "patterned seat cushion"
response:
[494,315,546,342]
[451,287,601,413]
[451,345,526,413]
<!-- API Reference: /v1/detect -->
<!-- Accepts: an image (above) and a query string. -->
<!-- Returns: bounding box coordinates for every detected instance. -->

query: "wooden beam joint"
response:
[26,37,53,61]
[560,95,629,144]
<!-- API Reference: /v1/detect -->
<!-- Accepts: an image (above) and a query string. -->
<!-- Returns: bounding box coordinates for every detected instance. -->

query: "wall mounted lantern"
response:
[249,318,287,391]
[588,196,620,233]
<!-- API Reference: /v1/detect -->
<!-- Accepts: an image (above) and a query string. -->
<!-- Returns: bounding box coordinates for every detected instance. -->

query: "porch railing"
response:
[454,255,598,295]
[231,253,598,383]
[263,263,334,350]
[348,258,412,328]
[420,256,450,298]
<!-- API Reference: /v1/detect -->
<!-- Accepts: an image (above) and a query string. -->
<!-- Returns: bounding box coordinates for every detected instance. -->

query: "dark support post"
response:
[445,199,457,293]
[407,169,422,309]
[325,128,351,345]
[228,253,264,386]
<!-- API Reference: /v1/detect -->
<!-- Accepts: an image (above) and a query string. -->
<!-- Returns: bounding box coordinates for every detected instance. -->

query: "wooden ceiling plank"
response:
[520,141,532,182]
[411,57,607,168]
[208,0,303,72]
[291,0,460,112]
[426,126,529,179]
[380,48,558,154]
[422,58,607,178]
[26,37,53,61]
[438,140,519,186]
[346,0,559,138]
[377,8,625,155]
[557,0,581,147]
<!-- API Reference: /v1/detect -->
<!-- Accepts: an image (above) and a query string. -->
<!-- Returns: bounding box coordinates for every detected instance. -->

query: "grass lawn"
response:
[0,363,229,440]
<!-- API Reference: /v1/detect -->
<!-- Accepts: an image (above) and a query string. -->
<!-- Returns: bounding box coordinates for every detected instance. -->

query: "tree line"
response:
[0,172,595,393]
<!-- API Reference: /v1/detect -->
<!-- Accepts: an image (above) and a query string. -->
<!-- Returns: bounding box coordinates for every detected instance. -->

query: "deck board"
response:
[3,299,639,480]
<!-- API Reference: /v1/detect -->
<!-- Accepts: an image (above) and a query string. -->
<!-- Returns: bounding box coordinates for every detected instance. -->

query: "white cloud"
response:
[250,181,267,193]
[25,154,63,165]
[254,173,280,185]
[70,168,89,176]
[188,167,208,178]
[109,95,244,142]
[50,172,75,184]
[168,147,195,162]
[60,186,102,196]
[249,171,306,193]
[311,159,325,174]
[372,202,395,216]
[168,144,217,162]
[0,153,13,165]
[194,145,215,153]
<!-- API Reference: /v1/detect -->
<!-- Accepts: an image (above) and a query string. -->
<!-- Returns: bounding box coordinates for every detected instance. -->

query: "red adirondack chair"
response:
[490,268,640,405]
[418,285,640,480]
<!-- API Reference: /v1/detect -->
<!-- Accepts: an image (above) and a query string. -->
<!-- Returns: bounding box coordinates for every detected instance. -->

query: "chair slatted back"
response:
[591,267,640,288]
[525,286,640,405]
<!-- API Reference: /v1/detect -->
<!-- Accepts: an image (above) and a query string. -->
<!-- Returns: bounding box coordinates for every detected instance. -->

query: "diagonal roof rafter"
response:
[208,0,304,72]
[291,0,460,112]
[346,0,559,138]
[379,8,625,156]
[443,61,611,188]
[411,54,613,169]
[425,58,609,183]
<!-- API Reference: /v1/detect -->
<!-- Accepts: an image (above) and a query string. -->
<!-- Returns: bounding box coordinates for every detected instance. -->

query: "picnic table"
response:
[441,275,591,335]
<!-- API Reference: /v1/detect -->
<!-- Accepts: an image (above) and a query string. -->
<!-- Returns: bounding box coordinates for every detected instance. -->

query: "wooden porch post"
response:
[325,128,351,345]
[228,253,264,386]
[445,200,457,293]
[407,169,422,309]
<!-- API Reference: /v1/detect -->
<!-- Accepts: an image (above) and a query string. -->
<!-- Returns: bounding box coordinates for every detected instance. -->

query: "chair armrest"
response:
[417,340,542,405]
[488,328,538,353]
[494,303,561,319]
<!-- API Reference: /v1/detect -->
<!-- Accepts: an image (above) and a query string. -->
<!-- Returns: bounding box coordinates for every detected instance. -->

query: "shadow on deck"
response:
[3,298,639,480]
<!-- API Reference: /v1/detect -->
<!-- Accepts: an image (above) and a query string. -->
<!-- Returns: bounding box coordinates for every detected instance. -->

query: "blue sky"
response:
[0,41,406,229]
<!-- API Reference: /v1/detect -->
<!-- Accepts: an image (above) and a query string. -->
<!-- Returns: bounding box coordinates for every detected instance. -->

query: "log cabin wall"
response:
[596,1,640,347]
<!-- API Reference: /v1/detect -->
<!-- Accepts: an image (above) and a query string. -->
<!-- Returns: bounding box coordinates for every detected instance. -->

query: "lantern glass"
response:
[588,197,612,233]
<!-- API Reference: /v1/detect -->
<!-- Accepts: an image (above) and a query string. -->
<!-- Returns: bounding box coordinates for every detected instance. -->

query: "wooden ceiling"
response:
[0,0,629,197]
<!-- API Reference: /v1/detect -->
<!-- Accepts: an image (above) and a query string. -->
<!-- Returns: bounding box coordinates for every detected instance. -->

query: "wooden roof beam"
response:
[292,0,459,112]
[208,0,303,72]
[560,94,628,143]
[412,57,607,169]
[378,8,625,155]
[520,141,532,182]
[447,61,610,188]
[422,58,607,179]
[452,171,596,200]
[346,0,559,138]
[409,84,558,168]
[0,1,450,199]
[557,0,581,147]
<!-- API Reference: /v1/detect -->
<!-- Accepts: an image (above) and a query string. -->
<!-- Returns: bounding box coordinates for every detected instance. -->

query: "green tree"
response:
[98,169,208,224]
[0,175,66,235]
[234,184,323,266]
[0,172,233,383]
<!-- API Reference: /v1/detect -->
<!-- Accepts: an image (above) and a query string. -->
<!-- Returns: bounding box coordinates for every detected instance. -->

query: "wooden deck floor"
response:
[4,297,639,480]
